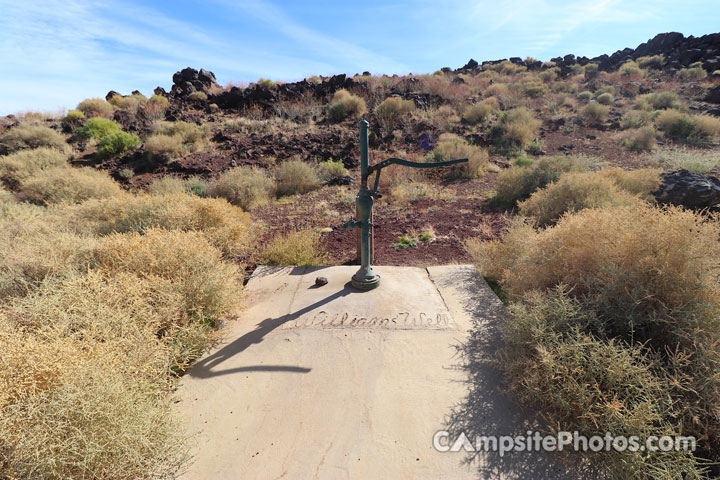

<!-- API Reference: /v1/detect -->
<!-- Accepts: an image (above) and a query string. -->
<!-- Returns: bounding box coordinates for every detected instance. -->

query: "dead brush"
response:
[467,204,720,476]
[61,192,255,259]
[260,228,326,266]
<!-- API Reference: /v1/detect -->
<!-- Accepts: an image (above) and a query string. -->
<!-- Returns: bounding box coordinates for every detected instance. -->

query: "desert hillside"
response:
[2,31,720,479]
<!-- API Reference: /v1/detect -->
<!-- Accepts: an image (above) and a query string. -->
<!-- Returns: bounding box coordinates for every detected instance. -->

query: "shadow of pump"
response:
[188,278,357,379]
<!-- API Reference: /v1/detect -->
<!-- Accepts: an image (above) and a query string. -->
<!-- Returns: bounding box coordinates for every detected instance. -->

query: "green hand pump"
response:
[343,120,468,290]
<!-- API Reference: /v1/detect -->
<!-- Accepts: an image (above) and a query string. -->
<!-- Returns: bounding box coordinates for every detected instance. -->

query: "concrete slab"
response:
[175,265,577,480]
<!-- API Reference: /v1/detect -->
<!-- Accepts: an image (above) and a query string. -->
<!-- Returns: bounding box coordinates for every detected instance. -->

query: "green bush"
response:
[108,93,147,111]
[620,110,653,129]
[74,117,121,141]
[577,91,593,101]
[207,166,276,210]
[0,124,67,153]
[274,159,322,196]
[493,155,589,206]
[97,131,141,159]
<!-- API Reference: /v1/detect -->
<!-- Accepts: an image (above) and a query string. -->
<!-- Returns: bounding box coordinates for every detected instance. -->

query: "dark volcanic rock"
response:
[170,67,221,98]
[654,169,720,209]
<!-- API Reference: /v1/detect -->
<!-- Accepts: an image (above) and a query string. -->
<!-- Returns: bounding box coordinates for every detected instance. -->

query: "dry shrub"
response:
[596,92,614,105]
[596,167,662,199]
[0,330,186,480]
[92,229,240,320]
[468,204,720,475]
[17,166,124,205]
[61,109,85,129]
[108,93,147,111]
[493,107,540,151]
[274,159,322,196]
[518,172,642,226]
[188,91,208,102]
[0,147,69,189]
[494,155,588,206]
[484,83,509,99]
[145,133,185,160]
[637,54,665,69]
[76,98,115,118]
[656,110,720,145]
[679,67,708,81]
[141,95,170,121]
[374,96,415,129]
[0,186,12,204]
[522,81,548,98]
[260,228,326,266]
[579,101,610,125]
[327,89,367,122]
[636,91,684,111]
[389,181,451,203]
[429,133,489,178]
[647,147,720,173]
[157,121,208,151]
[461,101,495,125]
[620,110,653,129]
[207,166,276,210]
[64,193,255,258]
[148,176,189,195]
[0,124,67,153]
[0,211,94,298]
[621,125,656,151]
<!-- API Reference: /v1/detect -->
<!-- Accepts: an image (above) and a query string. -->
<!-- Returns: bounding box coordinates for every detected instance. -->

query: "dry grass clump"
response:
[156,121,208,152]
[428,133,489,178]
[494,155,589,206]
[145,133,186,160]
[655,110,720,145]
[579,101,610,125]
[65,193,255,258]
[621,125,656,151]
[492,107,540,151]
[207,166,276,210]
[596,167,662,198]
[92,229,240,321]
[108,93,147,111]
[678,66,708,81]
[0,124,67,153]
[596,92,613,105]
[637,54,665,69]
[0,147,69,189]
[389,181,451,203]
[484,83,509,99]
[17,166,124,205]
[0,211,94,298]
[467,204,720,476]
[0,185,12,204]
[374,96,415,129]
[327,89,367,122]
[636,91,684,111]
[461,101,496,125]
[76,98,115,118]
[274,159,322,196]
[260,228,326,266]
[620,109,653,129]
[141,94,170,120]
[518,171,643,226]
[646,147,720,173]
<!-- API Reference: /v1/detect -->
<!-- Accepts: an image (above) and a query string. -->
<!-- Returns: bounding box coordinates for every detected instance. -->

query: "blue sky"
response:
[0,0,717,115]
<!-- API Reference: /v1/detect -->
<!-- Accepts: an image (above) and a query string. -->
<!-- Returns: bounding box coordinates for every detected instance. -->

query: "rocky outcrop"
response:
[456,32,720,76]
[170,67,220,98]
[653,169,720,209]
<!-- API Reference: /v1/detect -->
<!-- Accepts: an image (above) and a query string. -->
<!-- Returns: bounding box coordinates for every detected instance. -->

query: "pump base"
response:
[351,270,381,290]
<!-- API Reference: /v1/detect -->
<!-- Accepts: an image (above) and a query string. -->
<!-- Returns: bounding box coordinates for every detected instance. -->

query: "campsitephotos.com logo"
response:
[433,431,696,457]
